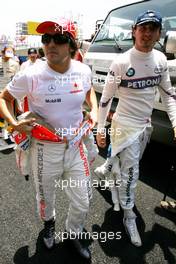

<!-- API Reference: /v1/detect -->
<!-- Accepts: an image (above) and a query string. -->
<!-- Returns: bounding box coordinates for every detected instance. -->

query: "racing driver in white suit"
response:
[0,18,98,259]
[96,10,176,247]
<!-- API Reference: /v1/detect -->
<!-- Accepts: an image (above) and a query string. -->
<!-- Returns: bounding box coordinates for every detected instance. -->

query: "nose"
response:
[44,38,56,47]
[143,29,152,39]
[144,25,153,35]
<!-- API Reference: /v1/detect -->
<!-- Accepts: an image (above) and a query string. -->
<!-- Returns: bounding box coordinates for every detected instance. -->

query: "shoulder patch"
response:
[126,67,135,77]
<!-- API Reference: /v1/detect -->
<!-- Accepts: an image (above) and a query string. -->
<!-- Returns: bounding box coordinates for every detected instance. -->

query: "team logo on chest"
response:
[70,82,83,94]
[126,67,135,77]
[74,82,78,88]
[48,84,56,92]
[154,66,163,74]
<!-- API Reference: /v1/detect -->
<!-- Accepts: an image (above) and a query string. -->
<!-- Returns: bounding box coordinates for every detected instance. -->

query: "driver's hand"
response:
[96,131,106,148]
[11,118,36,135]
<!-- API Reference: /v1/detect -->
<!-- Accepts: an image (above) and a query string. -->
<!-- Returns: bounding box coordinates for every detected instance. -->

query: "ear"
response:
[132,25,136,38]
[69,46,74,53]
[156,30,161,41]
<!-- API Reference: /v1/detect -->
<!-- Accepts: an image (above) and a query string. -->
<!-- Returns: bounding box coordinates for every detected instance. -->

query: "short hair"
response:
[28,48,37,55]
[38,47,45,57]
[69,36,78,58]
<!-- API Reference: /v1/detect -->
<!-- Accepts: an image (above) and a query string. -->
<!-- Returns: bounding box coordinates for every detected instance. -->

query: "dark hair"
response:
[69,36,78,58]
[28,48,37,55]
[132,24,162,44]
[38,47,45,58]
[2,46,15,54]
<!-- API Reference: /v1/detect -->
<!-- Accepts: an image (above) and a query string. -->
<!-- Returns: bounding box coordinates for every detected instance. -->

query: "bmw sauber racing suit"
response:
[97,47,176,209]
[7,59,93,233]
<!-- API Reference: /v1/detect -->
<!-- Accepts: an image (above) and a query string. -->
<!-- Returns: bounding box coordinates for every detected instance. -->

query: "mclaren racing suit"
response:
[7,59,93,233]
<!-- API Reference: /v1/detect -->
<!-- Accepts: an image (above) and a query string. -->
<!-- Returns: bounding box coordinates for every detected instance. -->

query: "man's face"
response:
[29,53,38,62]
[42,33,73,65]
[132,23,161,52]
[3,47,14,61]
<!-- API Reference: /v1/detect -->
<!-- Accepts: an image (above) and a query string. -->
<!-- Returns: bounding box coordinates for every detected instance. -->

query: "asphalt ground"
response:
[0,140,176,264]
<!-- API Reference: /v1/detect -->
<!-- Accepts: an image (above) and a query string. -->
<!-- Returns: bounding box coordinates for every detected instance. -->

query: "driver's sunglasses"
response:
[41,33,70,45]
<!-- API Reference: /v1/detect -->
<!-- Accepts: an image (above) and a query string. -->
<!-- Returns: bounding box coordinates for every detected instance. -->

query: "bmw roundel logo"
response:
[126,67,135,77]
[48,84,56,92]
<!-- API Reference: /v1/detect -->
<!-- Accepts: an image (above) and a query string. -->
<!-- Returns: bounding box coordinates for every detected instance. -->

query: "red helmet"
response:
[36,18,77,39]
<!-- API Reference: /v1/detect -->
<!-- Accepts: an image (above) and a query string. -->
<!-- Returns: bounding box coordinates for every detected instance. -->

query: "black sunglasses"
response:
[41,33,70,45]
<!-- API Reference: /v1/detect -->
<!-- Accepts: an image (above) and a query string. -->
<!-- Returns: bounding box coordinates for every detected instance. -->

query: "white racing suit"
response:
[97,47,176,211]
[31,139,92,233]
[13,113,93,233]
[6,59,95,235]
[110,122,153,209]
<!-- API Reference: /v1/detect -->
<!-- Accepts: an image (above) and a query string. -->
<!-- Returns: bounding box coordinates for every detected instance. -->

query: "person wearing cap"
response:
[20,48,42,71]
[95,10,176,247]
[0,18,98,259]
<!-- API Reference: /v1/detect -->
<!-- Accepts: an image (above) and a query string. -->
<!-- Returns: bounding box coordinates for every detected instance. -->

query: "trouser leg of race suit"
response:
[118,128,151,209]
[64,141,92,234]
[118,138,142,246]
[31,139,65,221]
[110,155,121,211]
[118,138,140,210]
[31,139,91,233]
